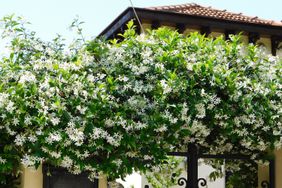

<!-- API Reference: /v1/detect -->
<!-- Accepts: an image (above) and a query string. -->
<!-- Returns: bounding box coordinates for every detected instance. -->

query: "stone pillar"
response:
[20,165,43,188]
[258,164,269,187]
[275,149,282,188]
[99,175,107,188]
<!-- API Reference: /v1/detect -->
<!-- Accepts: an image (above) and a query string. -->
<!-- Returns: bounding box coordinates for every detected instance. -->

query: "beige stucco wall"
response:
[258,149,282,188]
[19,165,107,188]
[183,28,199,35]
[209,31,224,38]
[161,23,175,30]
[257,37,272,54]
[20,165,43,188]
[240,35,249,44]
[141,23,151,33]
[277,42,282,58]
[275,149,282,188]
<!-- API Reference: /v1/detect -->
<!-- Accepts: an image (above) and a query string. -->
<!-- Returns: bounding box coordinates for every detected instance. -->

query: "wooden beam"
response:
[99,8,282,40]
[225,30,236,40]
[200,26,211,36]
[99,8,134,39]
[176,23,186,34]
[151,20,160,30]
[133,8,282,37]
[248,32,260,44]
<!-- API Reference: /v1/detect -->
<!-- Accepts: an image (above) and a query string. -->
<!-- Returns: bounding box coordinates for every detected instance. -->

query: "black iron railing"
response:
[144,143,274,188]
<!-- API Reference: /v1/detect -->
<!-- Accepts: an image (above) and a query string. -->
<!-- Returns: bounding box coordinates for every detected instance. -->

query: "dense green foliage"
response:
[0,130,20,187]
[145,157,182,188]
[0,16,281,187]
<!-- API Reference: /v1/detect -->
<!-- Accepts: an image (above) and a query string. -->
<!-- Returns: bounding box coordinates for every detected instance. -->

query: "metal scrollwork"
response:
[177,177,188,187]
[261,180,269,188]
[198,178,207,187]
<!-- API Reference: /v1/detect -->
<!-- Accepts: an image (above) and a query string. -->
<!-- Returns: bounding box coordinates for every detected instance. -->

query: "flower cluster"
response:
[0,18,281,180]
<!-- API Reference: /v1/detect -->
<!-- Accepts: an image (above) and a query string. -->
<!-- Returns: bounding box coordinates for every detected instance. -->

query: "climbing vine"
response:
[0,17,281,184]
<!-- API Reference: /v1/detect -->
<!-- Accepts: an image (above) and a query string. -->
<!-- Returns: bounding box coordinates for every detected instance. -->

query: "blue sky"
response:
[0,0,281,42]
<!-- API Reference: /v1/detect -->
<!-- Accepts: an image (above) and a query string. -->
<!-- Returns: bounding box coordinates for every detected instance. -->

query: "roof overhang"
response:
[99,7,282,40]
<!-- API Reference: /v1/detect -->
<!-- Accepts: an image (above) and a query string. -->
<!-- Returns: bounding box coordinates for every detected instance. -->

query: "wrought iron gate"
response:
[144,144,275,188]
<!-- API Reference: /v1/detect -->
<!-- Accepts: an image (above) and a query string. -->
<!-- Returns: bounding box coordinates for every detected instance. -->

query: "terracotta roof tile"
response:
[147,3,282,27]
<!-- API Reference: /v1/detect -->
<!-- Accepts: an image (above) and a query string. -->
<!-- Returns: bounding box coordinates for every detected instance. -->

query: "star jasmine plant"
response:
[0,17,281,186]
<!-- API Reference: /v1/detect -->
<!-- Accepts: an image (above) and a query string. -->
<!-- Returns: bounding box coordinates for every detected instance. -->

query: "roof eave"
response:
[98,7,282,39]
[98,7,134,39]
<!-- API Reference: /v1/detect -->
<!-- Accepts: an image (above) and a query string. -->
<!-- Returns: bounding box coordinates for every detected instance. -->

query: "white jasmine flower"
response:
[195,103,206,119]
[76,105,87,114]
[50,151,61,159]
[61,156,73,168]
[105,118,115,127]
[273,130,281,136]
[50,117,60,126]
[1,114,7,119]
[87,74,95,82]
[160,80,172,94]
[113,159,122,167]
[155,63,164,71]
[66,123,84,146]
[0,93,9,107]
[19,71,36,83]
[0,157,6,164]
[15,134,25,146]
[154,125,168,132]
[28,135,37,143]
[24,116,32,125]
[12,117,19,126]
[144,155,153,160]
[71,165,82,175]
[181,102,189,121]
[46,132,62,144]
[6,101,15,113]
[126,151,138,158]
[91,127,106,140]
[21,154,35,167]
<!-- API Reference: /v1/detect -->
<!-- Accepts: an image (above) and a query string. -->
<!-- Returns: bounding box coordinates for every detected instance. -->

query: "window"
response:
[43,165,98,188]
